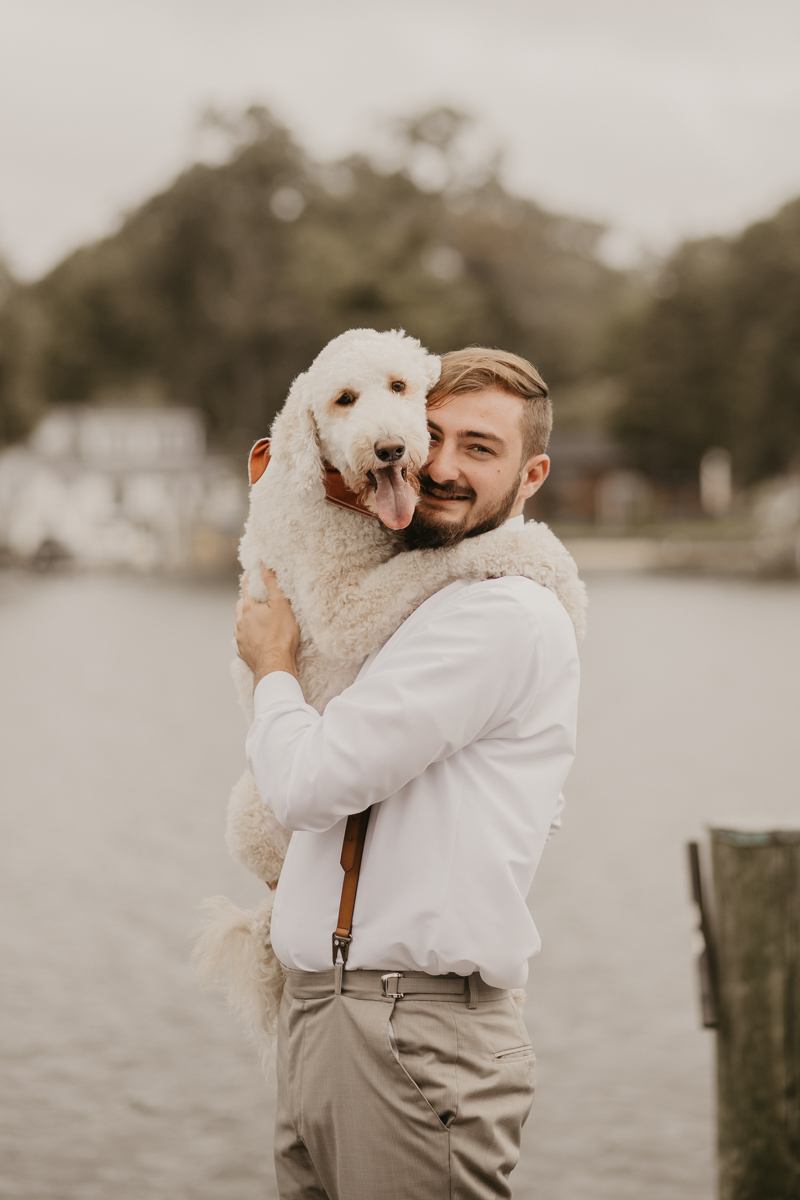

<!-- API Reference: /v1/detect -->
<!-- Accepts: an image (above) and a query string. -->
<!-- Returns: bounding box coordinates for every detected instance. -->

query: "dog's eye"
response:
[391,380,406,394]
[336,392,357,407]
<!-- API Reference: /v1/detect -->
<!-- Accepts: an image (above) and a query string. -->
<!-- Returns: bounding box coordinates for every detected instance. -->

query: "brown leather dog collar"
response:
[248,438,378,520]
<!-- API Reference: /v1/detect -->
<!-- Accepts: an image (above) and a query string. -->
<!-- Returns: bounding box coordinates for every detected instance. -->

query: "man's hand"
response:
[235,567,300,686]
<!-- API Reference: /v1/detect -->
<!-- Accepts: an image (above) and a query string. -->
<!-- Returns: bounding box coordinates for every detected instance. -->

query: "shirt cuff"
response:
[253,670,307,716]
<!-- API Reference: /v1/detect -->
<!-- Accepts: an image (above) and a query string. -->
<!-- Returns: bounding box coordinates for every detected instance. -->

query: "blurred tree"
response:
[614,198,800,483]
[0,105,626,453]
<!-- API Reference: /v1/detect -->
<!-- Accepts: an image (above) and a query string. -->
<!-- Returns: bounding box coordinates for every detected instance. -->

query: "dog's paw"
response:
[245,564,269,602]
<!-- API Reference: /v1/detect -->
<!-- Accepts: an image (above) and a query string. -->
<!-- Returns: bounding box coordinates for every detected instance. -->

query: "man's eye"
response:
[470,444,492,454]
[391,380,406,394]
[336,392,357,407]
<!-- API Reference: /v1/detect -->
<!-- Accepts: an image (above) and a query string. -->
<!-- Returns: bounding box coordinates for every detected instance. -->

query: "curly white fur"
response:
[195,327,587,1054]
[192,893,283,1067]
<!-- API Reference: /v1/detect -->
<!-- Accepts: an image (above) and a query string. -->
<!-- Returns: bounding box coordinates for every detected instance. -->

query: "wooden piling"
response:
[710,825,800,1200]
[688,841,718,1029]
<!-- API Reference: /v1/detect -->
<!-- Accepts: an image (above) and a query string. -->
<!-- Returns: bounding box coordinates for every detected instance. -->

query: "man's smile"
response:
[421,492,470,505]
[418,478,475,505]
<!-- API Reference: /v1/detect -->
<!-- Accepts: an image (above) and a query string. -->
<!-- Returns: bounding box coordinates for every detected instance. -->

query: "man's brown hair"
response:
[426,347,551,460]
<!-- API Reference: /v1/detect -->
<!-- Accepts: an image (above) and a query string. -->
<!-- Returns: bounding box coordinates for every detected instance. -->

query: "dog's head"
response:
[270,328,440,530]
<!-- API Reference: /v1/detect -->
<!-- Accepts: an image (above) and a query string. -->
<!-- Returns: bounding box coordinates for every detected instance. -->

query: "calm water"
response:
[1,569,799,1200]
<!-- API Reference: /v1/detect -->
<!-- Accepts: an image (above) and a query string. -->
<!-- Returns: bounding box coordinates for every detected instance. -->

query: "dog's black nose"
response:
[374,439,406,463]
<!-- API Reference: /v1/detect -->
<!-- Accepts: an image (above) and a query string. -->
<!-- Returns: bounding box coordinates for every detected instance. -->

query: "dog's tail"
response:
[192,893,285,1066]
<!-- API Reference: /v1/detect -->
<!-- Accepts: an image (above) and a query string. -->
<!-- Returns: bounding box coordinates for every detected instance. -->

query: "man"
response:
[235,348,580,1200]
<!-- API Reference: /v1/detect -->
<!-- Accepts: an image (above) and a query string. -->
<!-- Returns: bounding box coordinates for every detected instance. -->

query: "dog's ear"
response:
[424,354,442,393]
[269,372,323,493]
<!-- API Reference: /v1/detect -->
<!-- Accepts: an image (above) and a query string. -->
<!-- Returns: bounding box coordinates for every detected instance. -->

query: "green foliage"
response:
[0,106,625,452]
[615,199,800,482]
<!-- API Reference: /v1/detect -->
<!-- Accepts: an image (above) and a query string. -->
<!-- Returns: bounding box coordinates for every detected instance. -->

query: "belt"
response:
[283,968,511,1007]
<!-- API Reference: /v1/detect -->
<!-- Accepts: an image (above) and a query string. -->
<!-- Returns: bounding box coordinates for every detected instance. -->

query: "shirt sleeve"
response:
[245,580,545,832]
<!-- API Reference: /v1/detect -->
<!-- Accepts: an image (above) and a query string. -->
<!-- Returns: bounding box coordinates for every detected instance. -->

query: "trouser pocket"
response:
[387,1001,458,1129]
[493,1043,535,1064]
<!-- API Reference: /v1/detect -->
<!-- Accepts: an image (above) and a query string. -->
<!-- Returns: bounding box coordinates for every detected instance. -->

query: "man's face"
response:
[403,388,550,550]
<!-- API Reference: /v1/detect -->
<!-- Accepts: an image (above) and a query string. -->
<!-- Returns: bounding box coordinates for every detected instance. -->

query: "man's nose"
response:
[425,439,460,481]
[374,439,406,463]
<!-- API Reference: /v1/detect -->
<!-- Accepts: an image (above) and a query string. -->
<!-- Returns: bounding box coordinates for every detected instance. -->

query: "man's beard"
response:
[402,474,521,551]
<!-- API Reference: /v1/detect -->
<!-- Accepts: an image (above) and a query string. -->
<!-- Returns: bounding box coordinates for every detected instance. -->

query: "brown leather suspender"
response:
[332,807,372,968]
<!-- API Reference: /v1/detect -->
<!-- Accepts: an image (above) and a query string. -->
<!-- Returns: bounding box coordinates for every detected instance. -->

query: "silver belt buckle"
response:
[381,972,404,998]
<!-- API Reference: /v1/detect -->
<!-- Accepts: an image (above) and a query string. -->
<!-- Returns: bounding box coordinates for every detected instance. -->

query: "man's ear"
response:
[519,454,550,501]
[268,372,323,493]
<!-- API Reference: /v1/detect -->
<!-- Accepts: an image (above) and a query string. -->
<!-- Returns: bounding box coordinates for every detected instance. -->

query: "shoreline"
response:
[564,537,800,577]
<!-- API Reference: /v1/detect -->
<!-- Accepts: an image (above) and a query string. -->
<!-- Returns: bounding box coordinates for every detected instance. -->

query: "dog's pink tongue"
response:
[374,464,416,530]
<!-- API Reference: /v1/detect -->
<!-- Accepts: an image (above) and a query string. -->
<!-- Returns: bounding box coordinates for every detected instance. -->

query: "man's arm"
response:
[240,578,545,833]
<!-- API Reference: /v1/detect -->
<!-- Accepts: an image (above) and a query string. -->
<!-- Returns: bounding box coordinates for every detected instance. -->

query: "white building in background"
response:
[0,407,247,571]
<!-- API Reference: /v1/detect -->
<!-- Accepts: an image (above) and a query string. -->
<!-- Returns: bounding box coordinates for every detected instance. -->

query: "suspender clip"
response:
[332,932,352,966]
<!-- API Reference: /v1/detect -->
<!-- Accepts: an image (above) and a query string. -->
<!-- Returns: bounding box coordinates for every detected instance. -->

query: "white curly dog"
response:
[194,327,586,1062]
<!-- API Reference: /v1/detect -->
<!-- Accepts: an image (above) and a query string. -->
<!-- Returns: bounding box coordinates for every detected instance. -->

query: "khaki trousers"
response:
[274,968,536,1200]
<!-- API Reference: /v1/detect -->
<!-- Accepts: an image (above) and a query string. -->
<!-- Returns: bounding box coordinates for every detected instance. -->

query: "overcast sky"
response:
[2,0,800,279]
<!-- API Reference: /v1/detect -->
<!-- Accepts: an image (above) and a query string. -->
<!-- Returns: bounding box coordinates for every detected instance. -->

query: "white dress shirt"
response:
[246,522,580,989]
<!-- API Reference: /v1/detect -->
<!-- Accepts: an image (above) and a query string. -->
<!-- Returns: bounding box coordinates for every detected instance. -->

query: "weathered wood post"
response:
[706,825,800,1200]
